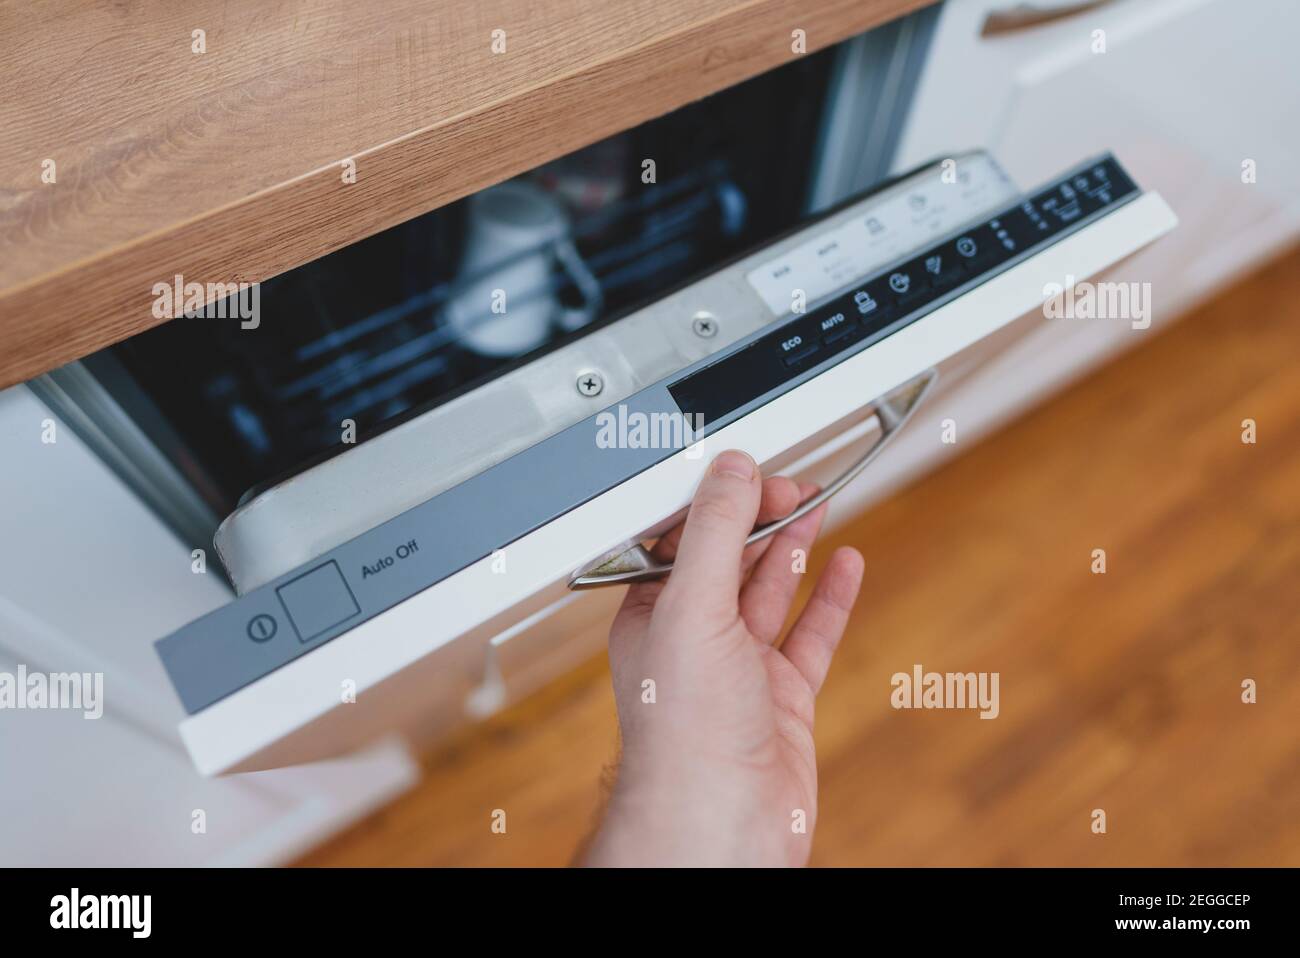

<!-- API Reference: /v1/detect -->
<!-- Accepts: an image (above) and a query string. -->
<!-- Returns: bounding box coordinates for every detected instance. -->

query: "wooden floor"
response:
[298,247,1300,867]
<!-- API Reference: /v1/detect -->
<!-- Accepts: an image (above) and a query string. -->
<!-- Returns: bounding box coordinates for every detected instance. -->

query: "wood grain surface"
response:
[296,244,1300,867]
[0,0,925,388]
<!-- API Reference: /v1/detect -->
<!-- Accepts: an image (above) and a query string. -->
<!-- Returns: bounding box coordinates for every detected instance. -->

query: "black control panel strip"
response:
[156,155,1139,716]
[670,155,1136,422]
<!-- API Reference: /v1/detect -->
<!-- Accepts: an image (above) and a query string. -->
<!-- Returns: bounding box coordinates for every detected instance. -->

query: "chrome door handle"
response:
[568,368,937,589]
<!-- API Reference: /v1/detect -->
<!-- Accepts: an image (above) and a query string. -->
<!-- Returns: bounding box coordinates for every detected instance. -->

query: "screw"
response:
[576,371,604,397]
[692,312,718,338]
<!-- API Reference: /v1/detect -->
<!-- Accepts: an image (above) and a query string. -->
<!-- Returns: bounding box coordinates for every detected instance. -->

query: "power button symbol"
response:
[247,614,277,642]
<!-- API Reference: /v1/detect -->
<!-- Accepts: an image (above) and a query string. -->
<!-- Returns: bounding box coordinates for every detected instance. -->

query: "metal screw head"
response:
[692,312,718,338]
[576,371,604,397]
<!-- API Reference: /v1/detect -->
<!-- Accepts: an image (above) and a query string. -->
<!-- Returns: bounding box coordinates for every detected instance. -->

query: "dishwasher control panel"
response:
[671,155,1136,424]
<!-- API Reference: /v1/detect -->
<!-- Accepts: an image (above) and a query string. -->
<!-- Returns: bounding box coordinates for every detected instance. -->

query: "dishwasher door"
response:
[156,153,1176,774]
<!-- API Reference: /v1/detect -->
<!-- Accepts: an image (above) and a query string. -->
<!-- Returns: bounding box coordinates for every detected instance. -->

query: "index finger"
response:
[659,450,761,613]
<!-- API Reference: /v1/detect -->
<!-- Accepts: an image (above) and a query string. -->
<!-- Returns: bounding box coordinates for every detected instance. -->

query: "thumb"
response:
[661,450,761,617]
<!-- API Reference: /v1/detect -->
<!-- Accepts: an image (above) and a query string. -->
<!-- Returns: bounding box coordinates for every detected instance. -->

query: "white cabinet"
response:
[831,0,1300,522]
[0,386,417,865]
[899,0,1300,308]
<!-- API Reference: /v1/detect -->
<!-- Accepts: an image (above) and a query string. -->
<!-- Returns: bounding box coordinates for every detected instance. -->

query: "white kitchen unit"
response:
[0,386,418,866]
[872,0,1300,496]
[3,0,1296,864]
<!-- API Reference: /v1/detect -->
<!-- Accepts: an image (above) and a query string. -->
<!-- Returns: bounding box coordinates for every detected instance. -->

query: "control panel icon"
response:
[956,236,978,258]
[247,614,277,643]
[925,255,942,275]
[889,272,911,294]
[854,290,877,314]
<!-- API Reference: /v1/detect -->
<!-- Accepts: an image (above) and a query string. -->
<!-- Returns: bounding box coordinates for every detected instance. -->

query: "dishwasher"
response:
[27,10,1176,773]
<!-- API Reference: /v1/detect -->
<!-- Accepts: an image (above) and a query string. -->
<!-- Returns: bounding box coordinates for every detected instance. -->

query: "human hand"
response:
[582,449,865,866]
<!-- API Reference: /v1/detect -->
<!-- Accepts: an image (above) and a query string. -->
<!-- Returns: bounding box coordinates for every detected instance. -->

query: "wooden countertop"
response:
[0,0,926,388]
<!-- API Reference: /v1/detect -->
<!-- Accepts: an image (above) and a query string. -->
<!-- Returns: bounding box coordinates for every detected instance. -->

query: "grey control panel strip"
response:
[156,155,1139,715]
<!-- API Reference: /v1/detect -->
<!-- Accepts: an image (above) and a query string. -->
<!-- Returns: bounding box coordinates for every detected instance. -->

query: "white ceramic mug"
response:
[444,181,597,356]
